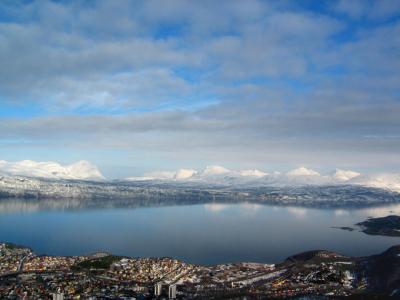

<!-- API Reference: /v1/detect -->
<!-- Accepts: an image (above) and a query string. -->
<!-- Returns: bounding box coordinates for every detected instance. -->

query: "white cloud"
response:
[1,1,399,173]
[334,0,400,20]
[0,160,104,180]
[334,0,369,19]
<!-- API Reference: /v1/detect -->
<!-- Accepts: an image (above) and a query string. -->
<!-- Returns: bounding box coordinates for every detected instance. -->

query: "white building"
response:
[169,284,177,299]
[52,293,64,300]
[154,282,163,296]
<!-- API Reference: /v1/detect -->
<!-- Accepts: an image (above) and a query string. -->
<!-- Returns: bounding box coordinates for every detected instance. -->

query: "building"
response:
[168,284,177,299]
[52,293,64,300]
[154,282,163,296]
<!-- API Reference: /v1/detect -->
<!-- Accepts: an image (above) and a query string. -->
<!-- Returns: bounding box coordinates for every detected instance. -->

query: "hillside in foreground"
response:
[1,242,399,299]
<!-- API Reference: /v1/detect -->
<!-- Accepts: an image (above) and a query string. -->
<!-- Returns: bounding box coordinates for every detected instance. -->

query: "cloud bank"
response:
[0,1,399,175]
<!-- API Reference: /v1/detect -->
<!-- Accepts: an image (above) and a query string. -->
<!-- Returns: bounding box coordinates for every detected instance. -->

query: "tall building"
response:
[154,282,163,296]
[169,284,177,299]
[52,293,64,300]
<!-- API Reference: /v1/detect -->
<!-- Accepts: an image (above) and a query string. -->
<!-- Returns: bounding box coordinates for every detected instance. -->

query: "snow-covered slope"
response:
[126,166,324,184]
[0,161,398,206]
[350,173,400,193]
[0,159,399,195]
[0,160,104,180]
[333,169,361,181]
[239,169,268,177]
[201,165,231,176]
[125,166,400,194]
[174,169,197,179]
[0,175,399,208]
[286,167,320,177]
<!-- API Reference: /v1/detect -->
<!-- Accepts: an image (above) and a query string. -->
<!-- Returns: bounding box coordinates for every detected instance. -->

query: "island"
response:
[332,226,355,232]
[356,215,400,237]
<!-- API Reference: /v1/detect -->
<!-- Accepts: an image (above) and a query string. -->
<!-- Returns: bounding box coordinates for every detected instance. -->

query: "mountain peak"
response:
[174,169,197,179]
[202,165,231,176]
[239,169,268,177]
[287,167,320,177]
[0,159,104,181]
[333,169,360,181]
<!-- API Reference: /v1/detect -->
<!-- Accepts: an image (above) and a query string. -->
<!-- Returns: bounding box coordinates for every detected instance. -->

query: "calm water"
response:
[0,200,399,265]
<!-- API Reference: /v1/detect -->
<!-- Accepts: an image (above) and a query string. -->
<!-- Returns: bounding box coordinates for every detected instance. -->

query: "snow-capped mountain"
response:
[125,165,400,193]
[239,169,268,177]
[201,165,231,176]
[174,169,197,179]
[333,169,361,182]
[0,161,399,207]
[0,174,399,208]
[350,173,400,193]
[286,167,320,177]
[0,160,104,180]
[2,158,397,194]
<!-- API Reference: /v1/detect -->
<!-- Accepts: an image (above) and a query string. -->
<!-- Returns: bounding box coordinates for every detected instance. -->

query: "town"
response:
[2,242,399,299]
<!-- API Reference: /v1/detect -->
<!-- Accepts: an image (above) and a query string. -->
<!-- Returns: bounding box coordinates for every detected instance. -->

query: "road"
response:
[0,254,31,278]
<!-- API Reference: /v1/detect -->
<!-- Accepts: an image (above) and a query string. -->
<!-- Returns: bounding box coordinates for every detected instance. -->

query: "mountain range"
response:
[0,159,399,208]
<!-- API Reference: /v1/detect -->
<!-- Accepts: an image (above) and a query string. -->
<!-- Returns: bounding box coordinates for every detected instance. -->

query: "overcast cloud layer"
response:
[0,0,399,177]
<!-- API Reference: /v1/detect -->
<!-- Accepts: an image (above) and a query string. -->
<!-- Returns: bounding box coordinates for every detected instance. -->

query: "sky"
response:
[0,0,399,178]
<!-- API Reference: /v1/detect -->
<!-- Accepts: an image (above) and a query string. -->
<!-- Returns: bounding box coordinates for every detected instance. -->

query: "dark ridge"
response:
[285,250,346,263]
[357,215,400,236]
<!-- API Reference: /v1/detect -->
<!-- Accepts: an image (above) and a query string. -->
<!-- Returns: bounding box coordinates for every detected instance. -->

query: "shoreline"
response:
[2,241,400,298]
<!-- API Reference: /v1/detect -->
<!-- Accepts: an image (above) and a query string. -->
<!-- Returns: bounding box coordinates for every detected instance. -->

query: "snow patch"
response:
[174,169,197,179]
[287,167,320,177]
[201,165,231,176]
[239,169,268,177]
[142,171,176,180]
[0,160,104,180]
[352,173,400,193]
[124,165,400,194]
[333,169,360,181]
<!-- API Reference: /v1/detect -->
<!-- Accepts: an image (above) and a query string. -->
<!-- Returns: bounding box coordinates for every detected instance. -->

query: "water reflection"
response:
[0,198,399,265]
[0,197,185,213]
[2,197,400,215]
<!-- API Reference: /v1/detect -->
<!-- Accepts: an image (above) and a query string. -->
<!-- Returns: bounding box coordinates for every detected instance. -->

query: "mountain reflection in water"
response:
[0,198,400,264]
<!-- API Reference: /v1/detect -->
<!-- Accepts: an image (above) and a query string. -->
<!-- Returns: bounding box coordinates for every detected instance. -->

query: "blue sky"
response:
[0,0,399,178]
